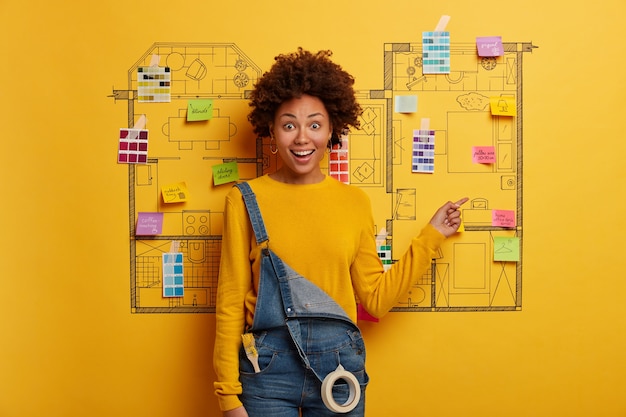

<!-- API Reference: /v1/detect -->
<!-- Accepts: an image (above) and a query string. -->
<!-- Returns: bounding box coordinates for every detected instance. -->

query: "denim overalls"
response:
[236,182,369,416]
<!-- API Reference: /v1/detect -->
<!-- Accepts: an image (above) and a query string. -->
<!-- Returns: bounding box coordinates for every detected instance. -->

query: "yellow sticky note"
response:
[212,161,239,186]
[187,99,213,122]
[161,182,189,203]
[490,96,516,116]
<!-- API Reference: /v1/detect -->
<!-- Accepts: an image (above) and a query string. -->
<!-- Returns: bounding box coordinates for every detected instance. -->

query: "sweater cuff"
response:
[418,223,446,249]
[216,393,243,412]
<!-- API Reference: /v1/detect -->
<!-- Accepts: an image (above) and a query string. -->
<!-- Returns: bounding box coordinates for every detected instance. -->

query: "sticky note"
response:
[136,212,164,235]
[394,95,417,113]
[187,99,213,122]
[494,236,520,262]
[473,146,496,164]
[162,182,189,203]
[490,96,516,116]
[212,161,239,186]
[492,209,516,228]
[476,36,504,57]
[162,252,184,297]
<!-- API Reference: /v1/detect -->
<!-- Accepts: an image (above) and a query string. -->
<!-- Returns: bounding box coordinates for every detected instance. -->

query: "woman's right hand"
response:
[223,406,248,417]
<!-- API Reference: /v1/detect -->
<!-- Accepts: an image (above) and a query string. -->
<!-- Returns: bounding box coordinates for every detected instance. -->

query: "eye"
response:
[283,122,295,130]
[311,122,321,129]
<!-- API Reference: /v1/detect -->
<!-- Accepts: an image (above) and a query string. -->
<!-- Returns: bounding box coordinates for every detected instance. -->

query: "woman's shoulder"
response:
[325,177,371,204]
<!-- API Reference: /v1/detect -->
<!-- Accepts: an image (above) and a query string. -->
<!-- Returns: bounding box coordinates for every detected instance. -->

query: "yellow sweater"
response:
[213,174,445,411]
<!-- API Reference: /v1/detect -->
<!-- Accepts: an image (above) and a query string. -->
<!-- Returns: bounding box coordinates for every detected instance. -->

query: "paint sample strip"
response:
[137,66,171,102]
[118,128,148,163]
[422,31,450,74]
[329,136,350,184]
[162,252,184,297]
[412,129,435,173]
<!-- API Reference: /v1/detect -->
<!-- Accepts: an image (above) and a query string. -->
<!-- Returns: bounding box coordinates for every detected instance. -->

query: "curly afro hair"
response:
[248,48,362,146]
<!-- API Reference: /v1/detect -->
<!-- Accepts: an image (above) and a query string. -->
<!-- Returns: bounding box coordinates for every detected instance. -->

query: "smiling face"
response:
[269,94,332,184]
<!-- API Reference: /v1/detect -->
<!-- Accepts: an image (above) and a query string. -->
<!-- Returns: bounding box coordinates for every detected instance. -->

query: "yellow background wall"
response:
[1,1,625,416]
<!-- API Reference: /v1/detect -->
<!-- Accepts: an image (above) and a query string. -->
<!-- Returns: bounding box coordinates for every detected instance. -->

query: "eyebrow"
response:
[277,112,327,119]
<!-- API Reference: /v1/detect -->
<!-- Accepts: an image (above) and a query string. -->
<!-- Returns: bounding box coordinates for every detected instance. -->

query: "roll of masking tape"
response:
[321,365,361,413]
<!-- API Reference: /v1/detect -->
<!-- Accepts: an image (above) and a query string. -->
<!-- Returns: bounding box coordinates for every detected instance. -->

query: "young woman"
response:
[214,48,467,417]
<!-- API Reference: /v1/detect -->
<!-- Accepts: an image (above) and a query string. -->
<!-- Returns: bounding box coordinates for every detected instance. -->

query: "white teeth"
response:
[293,150,314,156]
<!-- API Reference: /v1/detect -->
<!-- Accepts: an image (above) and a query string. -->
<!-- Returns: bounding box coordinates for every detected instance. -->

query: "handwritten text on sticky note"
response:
[473,146,496,164]
[492,209,516,228]
[477,36,503,57]
[187,99,213,122]
[212,161,239,186]
[136,212,164,235]
[162,182,189,203]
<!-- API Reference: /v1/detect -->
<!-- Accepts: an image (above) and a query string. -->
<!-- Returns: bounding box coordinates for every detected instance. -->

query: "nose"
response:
[294,129,310,144]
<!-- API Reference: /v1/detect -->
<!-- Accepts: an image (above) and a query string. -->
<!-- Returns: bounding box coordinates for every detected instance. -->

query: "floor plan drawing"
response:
[111,41,535,313]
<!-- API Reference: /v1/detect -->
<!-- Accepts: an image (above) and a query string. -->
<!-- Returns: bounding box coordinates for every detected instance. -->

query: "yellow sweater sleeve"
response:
[213,187,251,411]
[351,222,445,318]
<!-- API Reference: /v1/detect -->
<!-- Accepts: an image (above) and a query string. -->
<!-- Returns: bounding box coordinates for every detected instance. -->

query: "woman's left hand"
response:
[429,198,469,237]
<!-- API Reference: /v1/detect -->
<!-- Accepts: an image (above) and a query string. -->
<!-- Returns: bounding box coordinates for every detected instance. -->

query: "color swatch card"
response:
[377,243,392,271]
[162,252,184,297]
[329,137,350,184]
[137,66,171,103]
[422,31,450,74]
[118,128,148,164]
[412,129,435,173]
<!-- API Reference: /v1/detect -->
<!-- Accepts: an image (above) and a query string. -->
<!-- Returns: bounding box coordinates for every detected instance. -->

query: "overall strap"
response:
[234,182,269,245]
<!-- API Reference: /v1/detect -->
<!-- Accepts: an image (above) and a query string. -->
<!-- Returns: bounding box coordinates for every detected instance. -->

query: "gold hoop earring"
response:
[269,137,278,155]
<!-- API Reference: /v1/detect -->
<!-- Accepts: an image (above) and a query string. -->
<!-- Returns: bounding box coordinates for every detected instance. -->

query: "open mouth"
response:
[291,150,315,158]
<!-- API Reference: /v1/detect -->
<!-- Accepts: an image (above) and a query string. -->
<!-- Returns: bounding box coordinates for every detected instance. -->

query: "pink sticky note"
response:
[477,36,503,57]
[473,146,496,164]
[492,210,516,228]
[136,212,164,235]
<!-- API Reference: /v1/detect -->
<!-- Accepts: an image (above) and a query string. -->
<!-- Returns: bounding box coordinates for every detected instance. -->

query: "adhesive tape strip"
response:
[321,365,361,413]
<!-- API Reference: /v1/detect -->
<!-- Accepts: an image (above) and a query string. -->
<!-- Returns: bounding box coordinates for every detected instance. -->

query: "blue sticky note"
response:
[395,95,418,113]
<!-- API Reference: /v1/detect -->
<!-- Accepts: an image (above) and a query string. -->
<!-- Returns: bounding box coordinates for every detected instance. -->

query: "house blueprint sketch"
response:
[110,41,535,313]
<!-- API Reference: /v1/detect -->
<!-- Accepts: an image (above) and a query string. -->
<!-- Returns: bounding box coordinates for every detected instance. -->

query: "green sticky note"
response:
[493,236,520,262]
[212,161,239,186]
[187,99,213,121]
